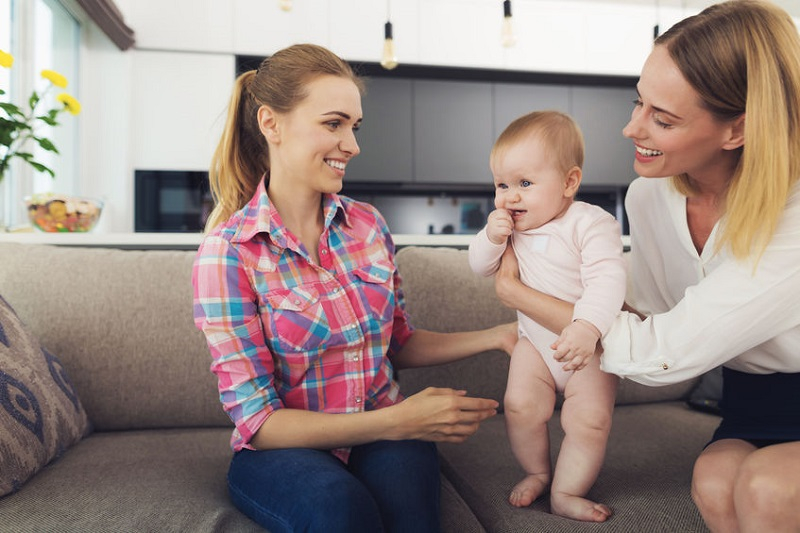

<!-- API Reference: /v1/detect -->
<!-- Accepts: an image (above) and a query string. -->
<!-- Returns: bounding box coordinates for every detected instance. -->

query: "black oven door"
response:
[135,170,211,232]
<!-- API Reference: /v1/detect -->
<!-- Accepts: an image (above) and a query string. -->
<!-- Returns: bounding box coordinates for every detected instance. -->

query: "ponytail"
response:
[205,70,268,232]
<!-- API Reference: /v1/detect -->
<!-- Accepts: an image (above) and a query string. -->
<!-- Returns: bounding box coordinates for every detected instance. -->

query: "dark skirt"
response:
[709,367,800,448]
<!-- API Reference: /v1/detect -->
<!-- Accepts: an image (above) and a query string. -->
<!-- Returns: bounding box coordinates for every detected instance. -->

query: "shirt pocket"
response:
[352,260,396,323]
[264,286,331,353]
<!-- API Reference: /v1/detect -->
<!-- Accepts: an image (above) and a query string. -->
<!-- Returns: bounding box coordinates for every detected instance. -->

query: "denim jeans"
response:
[227,440,441,533]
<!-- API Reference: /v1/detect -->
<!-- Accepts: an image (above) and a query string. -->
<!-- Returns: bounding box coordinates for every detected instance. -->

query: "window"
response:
[1,0,80,229]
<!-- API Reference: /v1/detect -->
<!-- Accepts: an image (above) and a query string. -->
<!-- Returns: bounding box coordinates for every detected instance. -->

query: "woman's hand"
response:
[388,387,498,443]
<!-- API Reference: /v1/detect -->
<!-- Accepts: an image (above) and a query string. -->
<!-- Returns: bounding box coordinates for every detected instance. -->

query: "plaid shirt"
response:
[192,179,413,458]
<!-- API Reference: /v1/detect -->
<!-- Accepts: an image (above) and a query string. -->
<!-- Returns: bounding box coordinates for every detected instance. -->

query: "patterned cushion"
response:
[0,294,91,496]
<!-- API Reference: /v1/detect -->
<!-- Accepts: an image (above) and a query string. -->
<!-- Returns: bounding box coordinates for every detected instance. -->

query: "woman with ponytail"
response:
[497,2,800,530]
[192,43,516,533]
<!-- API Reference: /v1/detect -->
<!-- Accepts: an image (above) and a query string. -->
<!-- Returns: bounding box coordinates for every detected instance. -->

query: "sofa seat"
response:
[0,428,262,532]
[437,403,719,532]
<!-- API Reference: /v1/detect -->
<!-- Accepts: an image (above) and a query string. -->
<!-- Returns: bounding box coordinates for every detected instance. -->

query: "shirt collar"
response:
[227,177,351,246]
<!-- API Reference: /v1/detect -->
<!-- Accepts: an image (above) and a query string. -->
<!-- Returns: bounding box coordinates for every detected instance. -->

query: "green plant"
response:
[0,48,81,183]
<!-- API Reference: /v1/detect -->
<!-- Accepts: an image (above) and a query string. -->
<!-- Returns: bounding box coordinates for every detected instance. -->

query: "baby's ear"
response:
[564,166,582,198]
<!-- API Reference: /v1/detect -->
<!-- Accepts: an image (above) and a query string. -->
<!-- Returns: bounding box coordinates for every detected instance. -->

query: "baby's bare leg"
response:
[504,337,556,507]
[550,355,618,522]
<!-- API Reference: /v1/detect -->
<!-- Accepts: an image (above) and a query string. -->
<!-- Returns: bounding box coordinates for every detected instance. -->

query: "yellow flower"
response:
[41,69,68,88]
[0,49,13,68]
[56,93,81,115]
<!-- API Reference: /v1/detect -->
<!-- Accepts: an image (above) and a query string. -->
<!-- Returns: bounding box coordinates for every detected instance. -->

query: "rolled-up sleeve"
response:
[193,236,281,449]
[601,202,800,385]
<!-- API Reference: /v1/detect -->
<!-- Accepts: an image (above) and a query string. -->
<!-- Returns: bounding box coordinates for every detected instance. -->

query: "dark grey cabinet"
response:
[571,86,637,186]
[492,82,571,139]
[346,74,637,187]
[346,77,414,183]
[413,80,495,184]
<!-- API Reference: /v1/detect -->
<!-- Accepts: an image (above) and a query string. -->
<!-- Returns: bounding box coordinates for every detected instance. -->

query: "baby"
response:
[469,110,626,522]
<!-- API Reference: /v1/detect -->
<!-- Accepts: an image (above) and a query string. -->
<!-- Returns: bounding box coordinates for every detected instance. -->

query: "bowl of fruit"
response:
[25,193,103,232]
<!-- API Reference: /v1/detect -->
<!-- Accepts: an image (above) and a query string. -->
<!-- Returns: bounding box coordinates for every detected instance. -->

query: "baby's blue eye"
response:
[521,180,532,187]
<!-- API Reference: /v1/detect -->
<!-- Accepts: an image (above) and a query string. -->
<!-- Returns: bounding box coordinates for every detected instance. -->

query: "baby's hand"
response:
[486,209,513,245]
[551,320,601,371]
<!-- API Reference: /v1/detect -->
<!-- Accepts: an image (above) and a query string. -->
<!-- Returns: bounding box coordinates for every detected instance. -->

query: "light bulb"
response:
[279,0,292,12]
[502,0,516,48]
[381,21,398,70]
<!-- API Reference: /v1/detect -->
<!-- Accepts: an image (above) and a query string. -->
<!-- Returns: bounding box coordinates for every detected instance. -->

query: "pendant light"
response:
[381,0,398,70]
[502,0,517,48]
[653,0,660,40]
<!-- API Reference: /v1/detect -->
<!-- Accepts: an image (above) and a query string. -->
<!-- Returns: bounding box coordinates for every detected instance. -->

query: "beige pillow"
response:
[0,295,91,496]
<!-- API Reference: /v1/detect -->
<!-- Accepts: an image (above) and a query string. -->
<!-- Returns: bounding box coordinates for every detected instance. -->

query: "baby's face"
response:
[491,137,572,232]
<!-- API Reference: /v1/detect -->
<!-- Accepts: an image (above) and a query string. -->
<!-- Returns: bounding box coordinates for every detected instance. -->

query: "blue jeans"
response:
[227,440,441,533]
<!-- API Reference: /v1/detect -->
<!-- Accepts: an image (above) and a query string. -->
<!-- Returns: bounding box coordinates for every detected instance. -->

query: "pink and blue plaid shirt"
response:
[192,179,414,457]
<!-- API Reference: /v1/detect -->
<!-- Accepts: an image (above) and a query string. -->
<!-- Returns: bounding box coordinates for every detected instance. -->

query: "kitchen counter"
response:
[0,231,478,250]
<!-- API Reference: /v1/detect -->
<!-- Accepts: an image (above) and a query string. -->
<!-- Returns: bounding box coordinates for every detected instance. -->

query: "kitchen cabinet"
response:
[413,80,495,184]
[571,86,637,186]
[347,74,636,188]
[346,78,414,183]
[492,82,571,139]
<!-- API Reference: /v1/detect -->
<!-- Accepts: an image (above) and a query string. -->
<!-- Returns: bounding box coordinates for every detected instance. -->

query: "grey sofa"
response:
[0,242,718,532]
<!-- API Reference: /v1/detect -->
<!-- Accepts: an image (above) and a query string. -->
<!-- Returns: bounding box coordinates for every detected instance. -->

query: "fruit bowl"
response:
[25,194,103,232]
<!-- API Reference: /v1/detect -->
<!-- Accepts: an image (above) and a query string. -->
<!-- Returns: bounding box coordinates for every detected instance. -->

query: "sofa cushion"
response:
[0,294,90,496]
[437,404,719,532]
[0,428,262,532]
[0,243,230,431]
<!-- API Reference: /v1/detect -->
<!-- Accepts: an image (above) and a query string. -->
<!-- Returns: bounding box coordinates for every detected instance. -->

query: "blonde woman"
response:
[498,1,800,530]
[192,43,516,533]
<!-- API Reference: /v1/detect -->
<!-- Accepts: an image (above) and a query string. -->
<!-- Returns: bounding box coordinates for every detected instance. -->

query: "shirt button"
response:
[293,299,301,305]
[321,249,327,254]
[353,355,360,361]
[355,396,362,404]
[661,362,669,370]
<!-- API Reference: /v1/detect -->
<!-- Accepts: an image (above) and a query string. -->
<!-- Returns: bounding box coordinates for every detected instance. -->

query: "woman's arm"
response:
[390,323,518,369]
[494,245,574,334]
[250,387,500,450]
[249,321,517,450]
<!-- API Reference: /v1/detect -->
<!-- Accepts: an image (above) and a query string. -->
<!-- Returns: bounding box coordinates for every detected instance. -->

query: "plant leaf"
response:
[37,115,59,127]
[27,160,55,178]
[34,136,60,154]
[0,102,24,117]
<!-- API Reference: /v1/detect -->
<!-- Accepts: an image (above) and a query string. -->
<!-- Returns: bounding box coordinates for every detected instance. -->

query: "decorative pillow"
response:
[0,294,91,496]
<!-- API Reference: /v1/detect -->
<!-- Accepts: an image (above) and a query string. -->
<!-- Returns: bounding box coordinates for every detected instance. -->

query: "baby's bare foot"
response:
[550,493,612,522]
[508,474,550,507]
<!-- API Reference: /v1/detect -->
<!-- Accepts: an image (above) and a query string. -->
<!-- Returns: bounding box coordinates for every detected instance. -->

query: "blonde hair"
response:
[491,110,584,176]
[205,44,364,232]
[657,0,800,261]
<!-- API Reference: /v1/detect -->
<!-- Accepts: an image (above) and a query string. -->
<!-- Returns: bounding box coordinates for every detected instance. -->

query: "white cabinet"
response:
[116,0,701,76]
[130,51,235,171]
[122,0,234,53]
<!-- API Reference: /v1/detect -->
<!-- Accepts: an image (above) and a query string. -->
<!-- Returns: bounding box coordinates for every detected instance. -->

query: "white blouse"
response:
[600,177,800,386]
